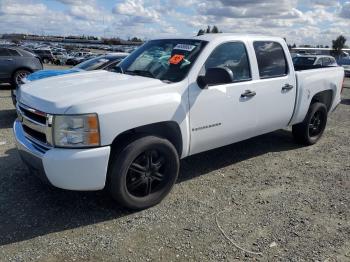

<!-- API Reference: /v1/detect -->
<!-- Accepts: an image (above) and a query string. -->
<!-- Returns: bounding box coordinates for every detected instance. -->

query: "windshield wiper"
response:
[125,70,155,78]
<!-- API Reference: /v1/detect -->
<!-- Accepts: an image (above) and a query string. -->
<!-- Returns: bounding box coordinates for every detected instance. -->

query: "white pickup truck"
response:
[14,34,344,209]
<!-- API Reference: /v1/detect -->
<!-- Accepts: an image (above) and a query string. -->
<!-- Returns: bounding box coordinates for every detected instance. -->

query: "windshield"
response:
[74,56,111,70]
[293,57,316,66]
[117,39,208,82]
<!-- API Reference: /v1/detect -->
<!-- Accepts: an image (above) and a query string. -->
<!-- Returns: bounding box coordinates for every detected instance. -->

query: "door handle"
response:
[6,59,13,61]
[282,84,294,91]
[241,90,256,98]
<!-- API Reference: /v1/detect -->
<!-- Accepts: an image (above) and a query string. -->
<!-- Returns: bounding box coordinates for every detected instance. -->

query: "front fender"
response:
[66,83,191,158]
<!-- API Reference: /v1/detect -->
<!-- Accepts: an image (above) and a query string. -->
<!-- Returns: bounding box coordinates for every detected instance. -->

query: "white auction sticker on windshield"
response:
[174,44,196,52]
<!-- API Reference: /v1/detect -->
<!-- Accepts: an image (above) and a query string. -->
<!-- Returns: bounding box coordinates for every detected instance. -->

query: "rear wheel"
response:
[292,102,328,145]
[108,135,179,209]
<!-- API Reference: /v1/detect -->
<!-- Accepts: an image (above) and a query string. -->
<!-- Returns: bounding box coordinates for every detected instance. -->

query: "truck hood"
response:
[18,70,166,114]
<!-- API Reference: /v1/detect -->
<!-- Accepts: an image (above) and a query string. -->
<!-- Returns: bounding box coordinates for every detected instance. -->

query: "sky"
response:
[0,0,349,46]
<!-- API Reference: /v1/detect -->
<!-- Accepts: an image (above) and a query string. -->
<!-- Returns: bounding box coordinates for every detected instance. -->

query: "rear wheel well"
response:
[311,90,333,112]
[110,121,183,157]
[12,67,33,74]
[11,67,33,79]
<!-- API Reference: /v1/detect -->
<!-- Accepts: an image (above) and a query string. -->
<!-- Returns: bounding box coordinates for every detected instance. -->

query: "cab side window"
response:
[253,41,288,78]
[204,42,251,83]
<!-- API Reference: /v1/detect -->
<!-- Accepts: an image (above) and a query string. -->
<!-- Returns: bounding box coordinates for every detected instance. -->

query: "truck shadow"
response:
[0,109,16,129]
[340,98,350,105]
[0,129,299,246]
[0,83,13,90]
[178,129,298,183]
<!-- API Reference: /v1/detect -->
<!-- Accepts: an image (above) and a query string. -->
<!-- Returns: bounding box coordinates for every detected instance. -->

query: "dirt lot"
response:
[0,80,349,261]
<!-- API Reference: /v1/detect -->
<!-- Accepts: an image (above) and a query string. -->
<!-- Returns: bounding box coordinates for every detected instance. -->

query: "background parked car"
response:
[0,47,43,87]
[292,55,337,70]
[65,51,92,65]
[67,53,98,66]
[337,58,350,77]
[26,52,129,82]
[52,51,69,65]
[32,49,55,64]
[11,52,129,105]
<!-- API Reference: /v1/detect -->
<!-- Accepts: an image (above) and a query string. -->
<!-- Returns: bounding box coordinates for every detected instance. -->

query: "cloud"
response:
[113,0,160,24]
[309,0,339,7]
[340,1,350,18]
[0,0,47,16]
[0,0,348,46]
[198,0,299,18]
[69,5,96,20]
[55,0,94,5]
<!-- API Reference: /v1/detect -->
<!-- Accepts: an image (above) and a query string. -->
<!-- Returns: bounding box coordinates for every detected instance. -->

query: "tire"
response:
[108,135,180,209]
[292,102,328,145]
[11,69,31,87]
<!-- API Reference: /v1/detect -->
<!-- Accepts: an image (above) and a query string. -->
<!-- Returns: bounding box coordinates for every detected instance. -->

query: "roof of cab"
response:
[153,33,284,43]
[194,33,282,41]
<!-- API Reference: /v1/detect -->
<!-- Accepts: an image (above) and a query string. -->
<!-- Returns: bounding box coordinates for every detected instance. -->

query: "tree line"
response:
[197,25,221,36]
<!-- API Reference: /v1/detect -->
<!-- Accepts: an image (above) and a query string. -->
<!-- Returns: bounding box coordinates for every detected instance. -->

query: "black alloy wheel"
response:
[108,135,179,209]
[126,149,166,197]
[308,111,324,137]
[292,102,328,145]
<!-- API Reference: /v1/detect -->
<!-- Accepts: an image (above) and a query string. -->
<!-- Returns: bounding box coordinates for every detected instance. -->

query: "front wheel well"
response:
[311,89,333,112]
[110,121,183,157]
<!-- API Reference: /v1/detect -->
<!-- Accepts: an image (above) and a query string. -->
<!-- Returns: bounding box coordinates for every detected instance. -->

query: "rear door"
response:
[252,41,296,133]
[0,48,15,81]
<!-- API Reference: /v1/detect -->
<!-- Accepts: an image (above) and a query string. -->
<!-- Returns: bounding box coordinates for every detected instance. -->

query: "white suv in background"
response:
[293,55,337,67]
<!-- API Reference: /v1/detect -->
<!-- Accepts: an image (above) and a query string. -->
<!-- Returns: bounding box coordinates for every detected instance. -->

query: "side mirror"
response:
[197,67,233,89]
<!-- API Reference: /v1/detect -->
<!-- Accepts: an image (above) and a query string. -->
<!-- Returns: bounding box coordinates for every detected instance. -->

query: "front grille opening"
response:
[23,125,46,144]
[19,106,46,125]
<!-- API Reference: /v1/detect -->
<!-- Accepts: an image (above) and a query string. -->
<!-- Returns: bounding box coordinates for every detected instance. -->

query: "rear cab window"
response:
[253,41,289,79]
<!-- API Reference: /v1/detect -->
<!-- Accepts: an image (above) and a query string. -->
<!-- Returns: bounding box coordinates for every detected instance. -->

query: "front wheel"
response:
[292,102,328,145]
[108,136,180,209]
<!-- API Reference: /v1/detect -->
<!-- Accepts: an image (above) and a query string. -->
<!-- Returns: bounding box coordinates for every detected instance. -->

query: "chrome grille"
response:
[16,103,53,151]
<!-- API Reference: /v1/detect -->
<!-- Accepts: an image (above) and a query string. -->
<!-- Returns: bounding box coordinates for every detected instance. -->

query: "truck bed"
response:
[290,66,344,125]
[294,65,338,71]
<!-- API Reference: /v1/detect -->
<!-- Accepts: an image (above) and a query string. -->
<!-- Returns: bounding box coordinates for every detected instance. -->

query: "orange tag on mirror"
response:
[169,54,184,65]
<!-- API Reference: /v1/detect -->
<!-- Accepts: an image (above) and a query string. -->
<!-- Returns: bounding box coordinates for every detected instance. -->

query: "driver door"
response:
[0,48,15,81]
[189,42,258,155]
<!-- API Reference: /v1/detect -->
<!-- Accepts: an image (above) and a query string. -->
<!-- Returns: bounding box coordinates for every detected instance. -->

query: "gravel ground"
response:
[0,81,349,261]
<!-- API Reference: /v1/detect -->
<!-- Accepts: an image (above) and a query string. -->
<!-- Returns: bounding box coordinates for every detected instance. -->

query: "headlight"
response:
[53,114,100,148]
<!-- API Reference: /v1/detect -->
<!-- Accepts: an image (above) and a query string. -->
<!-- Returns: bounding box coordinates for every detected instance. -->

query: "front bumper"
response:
[14,120,111,191]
